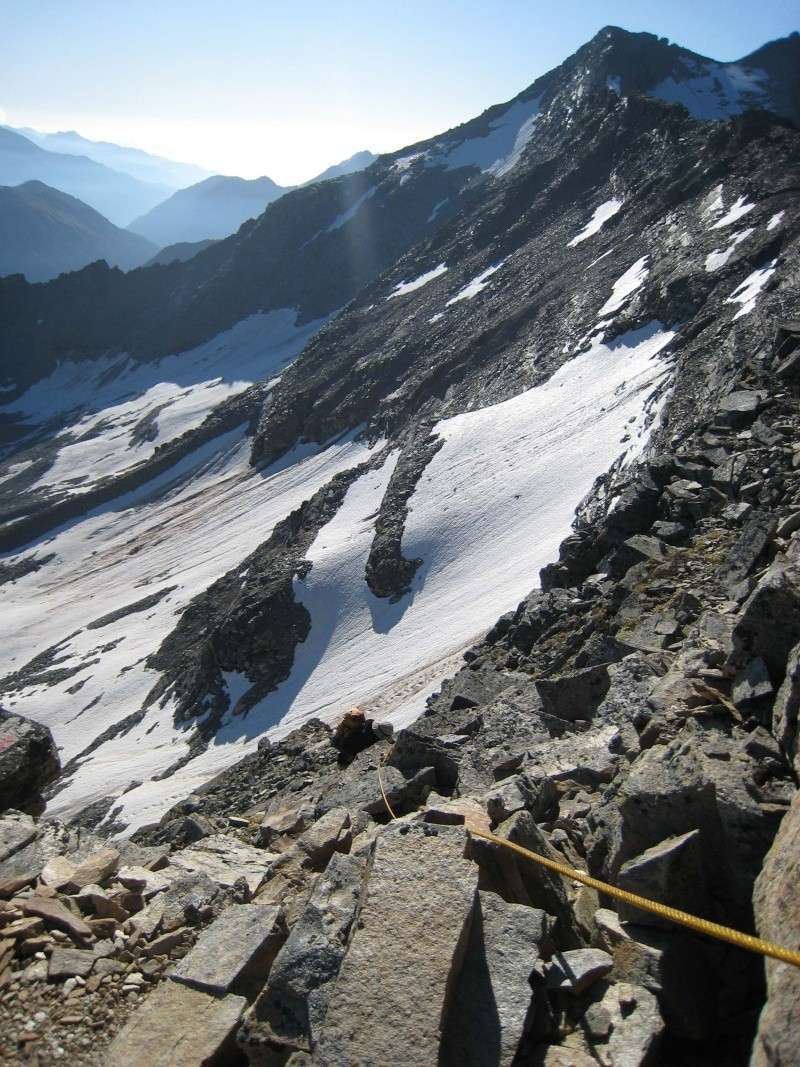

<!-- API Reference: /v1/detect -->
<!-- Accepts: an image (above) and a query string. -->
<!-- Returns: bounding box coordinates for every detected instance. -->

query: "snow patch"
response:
[711,196,755,230]
[441,96,543,176]
[387,263,448,300]
[652,63,774,120]
[726,260,778,319]
[704,228,754,272]
[568,199,623,247]
[598,256,649,316]
[446,262,505,306]
[767,211,785,231]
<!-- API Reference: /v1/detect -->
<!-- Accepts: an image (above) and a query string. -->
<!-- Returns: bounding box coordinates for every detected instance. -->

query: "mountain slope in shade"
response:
[303,149,377,185]
[144,238,217,267]
[0,181,157,282]
[127,173,287,246]
[0,127,171,226]
[7,126,211,191]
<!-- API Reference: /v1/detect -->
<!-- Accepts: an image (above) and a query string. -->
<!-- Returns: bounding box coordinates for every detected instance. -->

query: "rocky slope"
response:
[0,181,157,282]
[0,25,799,1066]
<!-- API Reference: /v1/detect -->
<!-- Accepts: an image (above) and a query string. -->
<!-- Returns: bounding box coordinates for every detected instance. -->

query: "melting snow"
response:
[387,263,448,300]
[2,310,326,495]
[598,256,649,316]
[651,63,774,120]
[704,228,754,272]
[767,211,785,231]
[442,96,542,176]
[726,260,778,319]
[711,196,755,230]
[446,262,505,305]
[326,187,377,232]
[568,199,623,247]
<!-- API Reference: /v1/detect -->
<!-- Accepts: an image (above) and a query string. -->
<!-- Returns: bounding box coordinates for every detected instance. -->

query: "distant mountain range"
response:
[129,150,378,247]
[127,173,286,246]
[9,127,211,191]
[0,126,171,226]
[0,180,156,281]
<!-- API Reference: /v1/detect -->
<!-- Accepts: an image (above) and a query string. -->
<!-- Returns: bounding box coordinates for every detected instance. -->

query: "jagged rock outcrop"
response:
[0,708,60,814]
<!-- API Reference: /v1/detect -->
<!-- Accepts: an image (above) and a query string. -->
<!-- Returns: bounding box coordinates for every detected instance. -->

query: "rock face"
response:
[313,825,478,1067]
[105,981,247,1067]
[0,707,59,812]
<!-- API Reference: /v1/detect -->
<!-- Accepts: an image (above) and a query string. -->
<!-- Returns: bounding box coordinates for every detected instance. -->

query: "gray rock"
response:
[0,810,37,863]
[170,902,285,998]
[731,565,800,685]
[752,790,800,1067]
[297,808,352,870]
[484,773,557,825]
[313,824,477,1067]
[0,708,60,813]
[160,870,221,931]
[716,390,763,426]
[105,980,247,1067]
[534,665,611,722]
[772,640,800,774]
[47,945,96,980]
[167,834,278,895]
[592,982,663,1066]
[723,511,778,592]
[240,852,367,1061]
[387,728,461,788]
[441,891,548,1066]
[260,803,313,844]
[731,656,773,707]
[545,948,613,994]
[617,830,706,927]
[473,810,579,948]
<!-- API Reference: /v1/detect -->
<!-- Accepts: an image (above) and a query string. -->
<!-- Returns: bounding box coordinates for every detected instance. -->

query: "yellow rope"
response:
[376,758,800,968]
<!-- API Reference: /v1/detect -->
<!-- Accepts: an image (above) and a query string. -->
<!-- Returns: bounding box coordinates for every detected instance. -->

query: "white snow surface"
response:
[767,211,785,231]
[2,310,326,496]
[441,96,543,176]
[704,228,754,272]
[0,428,376,833]
[711,196,755,230]
[651,63,774,120]
[726,260,778,319]
[387,263,448,300]
[446,262,505,306]
[568,199,623,247]
[598,256,649,316]
[2,311,673,834]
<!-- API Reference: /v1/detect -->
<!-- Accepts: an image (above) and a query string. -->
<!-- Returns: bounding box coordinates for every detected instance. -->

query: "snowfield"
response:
[1,320,672,834]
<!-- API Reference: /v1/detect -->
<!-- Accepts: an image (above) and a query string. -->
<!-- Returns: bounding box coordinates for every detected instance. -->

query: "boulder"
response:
[0,810,37,863]
[752,791,800,1067]
[441,891,549,1066]
[47,946,96,980]
[716,390,763,427]
[772,640,800,773]
[0,708,60,813]
[534,665,611,722]
[722,512,777,592]
[545,949,613,995]
[313,824,478,1067]
[484,773,557,825]
[166,834,278,895]
[473,810,579,948]
[589,982,663,1066]
[616,830,706,927]
[171,902,285,998]
[296,808,352,870]
[105,980,246,1067]
[731,657,773,708]
[239,852,367,1061]
[731,566,800,685]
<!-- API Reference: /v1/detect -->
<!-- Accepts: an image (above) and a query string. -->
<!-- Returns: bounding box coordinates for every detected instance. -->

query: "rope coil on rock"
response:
[376,755,800,969]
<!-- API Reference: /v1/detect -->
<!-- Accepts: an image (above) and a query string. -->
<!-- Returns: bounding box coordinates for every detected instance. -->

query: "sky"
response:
[2,0,797,185]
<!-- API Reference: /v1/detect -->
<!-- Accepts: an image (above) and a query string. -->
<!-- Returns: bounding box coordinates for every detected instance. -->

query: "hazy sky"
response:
[2,1,797,185]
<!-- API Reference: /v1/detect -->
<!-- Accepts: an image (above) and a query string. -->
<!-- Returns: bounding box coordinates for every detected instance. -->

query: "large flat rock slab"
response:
[105,980,246,1067]
[170,902,285,997]
[313,823,478,1067]
[166,834,279,895]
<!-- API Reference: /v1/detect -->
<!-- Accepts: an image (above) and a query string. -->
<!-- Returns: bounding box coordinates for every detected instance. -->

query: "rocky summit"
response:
[0,23,800,1067]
